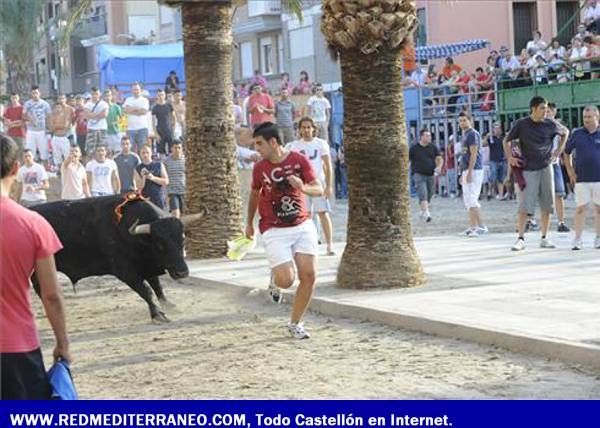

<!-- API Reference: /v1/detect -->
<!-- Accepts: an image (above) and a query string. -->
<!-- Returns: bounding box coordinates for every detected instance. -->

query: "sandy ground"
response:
[32,176,600,398]
[35,276,600,399]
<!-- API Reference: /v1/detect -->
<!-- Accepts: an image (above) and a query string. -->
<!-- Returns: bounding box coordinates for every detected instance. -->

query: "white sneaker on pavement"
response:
[540,237,556,249]
[511,238,525,251]
[477,225,489,234]
[267,274,282,304]
[464,228,480,237]
[287,322,310,340]
[572,238,583,251]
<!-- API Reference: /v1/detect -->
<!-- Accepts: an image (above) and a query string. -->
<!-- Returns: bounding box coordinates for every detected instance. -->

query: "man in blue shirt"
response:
[564,105,600,250]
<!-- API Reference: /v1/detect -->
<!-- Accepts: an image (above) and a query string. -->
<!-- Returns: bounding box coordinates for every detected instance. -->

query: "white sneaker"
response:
[267,274,282,304]
[594,236,600,249]
[287,322,310,339]
[424,211,432,223]
[465,228,480,237]
[511,238,525,251]
[477,225,489,234]
[540,238,556,249]
[572,238,583,251]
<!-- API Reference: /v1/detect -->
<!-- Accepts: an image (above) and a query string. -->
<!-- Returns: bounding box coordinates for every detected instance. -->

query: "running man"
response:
[246,122,323,339]
[286,117,335,255]
[409,128,443,222]
[503,96,569,251]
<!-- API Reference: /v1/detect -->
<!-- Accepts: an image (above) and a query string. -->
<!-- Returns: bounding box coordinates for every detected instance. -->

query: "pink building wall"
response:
[415,0,567,73]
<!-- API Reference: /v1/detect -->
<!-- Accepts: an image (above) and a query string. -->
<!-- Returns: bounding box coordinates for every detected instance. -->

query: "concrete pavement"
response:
[186,231,600,370]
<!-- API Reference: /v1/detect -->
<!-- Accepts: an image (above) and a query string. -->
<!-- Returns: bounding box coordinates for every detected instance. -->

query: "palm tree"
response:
[321,0,425,289]
[0,0,45,94]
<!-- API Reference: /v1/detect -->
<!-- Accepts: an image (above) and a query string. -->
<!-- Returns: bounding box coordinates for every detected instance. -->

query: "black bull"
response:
[30,195,204,322]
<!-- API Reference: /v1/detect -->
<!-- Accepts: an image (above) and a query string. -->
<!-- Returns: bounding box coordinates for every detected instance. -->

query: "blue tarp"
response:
[415,39,490,61]
[97,43,185,91]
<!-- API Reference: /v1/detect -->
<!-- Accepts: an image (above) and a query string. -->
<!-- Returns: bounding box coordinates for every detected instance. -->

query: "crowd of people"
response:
[409,98,600,251]
[406,10,600,116]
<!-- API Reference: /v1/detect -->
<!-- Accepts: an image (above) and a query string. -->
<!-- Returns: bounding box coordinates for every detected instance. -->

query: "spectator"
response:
[249,69,267,89]
[582,0,600,33]
[49,94,75,170]
[334,144,347,199]
[123,83,150,153]
[280,72,294,93]
[74,96,87,156]
[569,37,590,80]
[504,96,569,251]
[61,146,90,200]
[163,140,186,218]
[103,89,123,156]
[171,89,186,141]
[409,129,443,222]
[114,136,140,193]
[238,82,249,99]
[564,105,600,250]
[547,38,567,63]
[445,135,458,198]
[275,87,297,144]
[23,86,51,167]
[574,24,592,43]
[152,89,176,156]
[489,50,502,69]
[134,144,169,209]
[526,30,547,55]
[1,134,71,400]
[15,149,49,207]
[441,57,462,79]
[247,84,275,129]
[3,93,27,154]
[86,146,120,197]
[459,112,487,237]
[483,123,507,200]
[532,55,549,84]
[307,83,332,141]
[546,103,570,233]
[556,64,572,83]
[164,70,180,94]
[499,46,522,87]
[83,87,109,157]
[295,70,312,95]
[408,66,427,87]
[110,85,123,105]
[474,67,495,111]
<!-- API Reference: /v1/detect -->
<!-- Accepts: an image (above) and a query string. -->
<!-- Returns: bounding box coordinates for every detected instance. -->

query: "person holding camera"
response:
[134,144,169,209]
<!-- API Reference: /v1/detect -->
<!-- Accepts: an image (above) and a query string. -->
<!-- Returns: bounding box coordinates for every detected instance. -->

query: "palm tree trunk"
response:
[180,1,243,258]
[337,48,425,289]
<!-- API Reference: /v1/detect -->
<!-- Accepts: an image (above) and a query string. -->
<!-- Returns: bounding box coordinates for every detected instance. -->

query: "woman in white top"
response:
[568,37,589,80]
[525,30,547,55]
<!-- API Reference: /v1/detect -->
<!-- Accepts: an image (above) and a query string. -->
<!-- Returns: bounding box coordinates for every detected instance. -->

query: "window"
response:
[556,1,579,46]
[289,27,314,59]
[416,8,427,47]
[512,2,537,53]
[160,5,174,25]
[128,16,156,39]
[240,41,254,78]
[260,37,273,75]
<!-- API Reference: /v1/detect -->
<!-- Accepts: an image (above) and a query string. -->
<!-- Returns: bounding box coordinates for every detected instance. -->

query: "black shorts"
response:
[1,348,51,399]
[169,194,185,211]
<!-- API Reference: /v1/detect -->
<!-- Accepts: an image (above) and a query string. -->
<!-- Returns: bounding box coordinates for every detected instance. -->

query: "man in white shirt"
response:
[86,146,120,197]
[123,82,150,153]
[15,149,49,207]
[286,117,335,255]
[84,87,109,157]
[498,46,522,87]
[23,86,51,167]
[306,84,331,142]
[583,0,600,33]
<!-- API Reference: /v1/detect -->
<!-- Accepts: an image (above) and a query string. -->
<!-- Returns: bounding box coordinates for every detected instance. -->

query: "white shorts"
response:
[106,133,122,153]
[262,220,318,268]
[575,182,600,207]
[461,169,484,209]
[26,130,49,160]
[174,123,183,140]
[51,136,71,166]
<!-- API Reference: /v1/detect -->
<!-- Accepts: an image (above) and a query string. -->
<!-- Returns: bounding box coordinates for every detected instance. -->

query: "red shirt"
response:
[75,107,87,135]
[3,105,26,138]
[251,151,317,234]
[0,197,63,353]
[248,93,275,127]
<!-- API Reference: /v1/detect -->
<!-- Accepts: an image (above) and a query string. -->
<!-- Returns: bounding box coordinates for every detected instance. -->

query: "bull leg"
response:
[146,276,176,310]
[124,278,170,323]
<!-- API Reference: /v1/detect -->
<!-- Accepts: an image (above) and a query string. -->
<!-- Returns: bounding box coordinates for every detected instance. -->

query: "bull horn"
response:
[128,220,151,235]
[180,208,208,226]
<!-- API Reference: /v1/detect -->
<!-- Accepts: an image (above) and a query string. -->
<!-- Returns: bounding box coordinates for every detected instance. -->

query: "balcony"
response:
[248,1,281,17]
[72,13,108,41]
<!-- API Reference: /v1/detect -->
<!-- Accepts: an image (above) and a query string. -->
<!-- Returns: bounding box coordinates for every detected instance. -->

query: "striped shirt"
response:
[164,156,186,195]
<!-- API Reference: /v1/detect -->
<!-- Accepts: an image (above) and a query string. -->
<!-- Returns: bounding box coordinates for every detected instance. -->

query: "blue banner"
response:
[1,401,598,428]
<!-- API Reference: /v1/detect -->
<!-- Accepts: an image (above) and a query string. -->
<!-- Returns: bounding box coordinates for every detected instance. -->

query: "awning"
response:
[415,39,490,61]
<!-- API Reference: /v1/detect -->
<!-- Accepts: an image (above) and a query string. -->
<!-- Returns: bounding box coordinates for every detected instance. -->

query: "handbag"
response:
[47,359,78,400]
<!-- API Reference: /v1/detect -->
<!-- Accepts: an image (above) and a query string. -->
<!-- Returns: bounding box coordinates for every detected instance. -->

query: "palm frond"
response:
[282,0,305,21]
[60,0,93,48]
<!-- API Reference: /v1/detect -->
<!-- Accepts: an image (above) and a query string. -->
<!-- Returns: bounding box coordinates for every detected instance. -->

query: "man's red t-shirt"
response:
[75,107,87,135]
[251,151,317,234]
[248,93,275,127]
[0,197,63,353]
[3,105,26,138]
